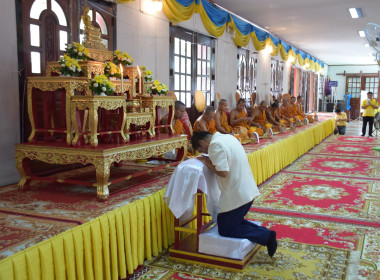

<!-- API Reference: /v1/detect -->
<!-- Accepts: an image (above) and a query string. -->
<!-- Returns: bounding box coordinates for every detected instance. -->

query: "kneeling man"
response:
[191,131,277,257]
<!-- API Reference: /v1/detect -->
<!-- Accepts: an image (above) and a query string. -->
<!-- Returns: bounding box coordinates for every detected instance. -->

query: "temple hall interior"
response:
[0,0,379,279]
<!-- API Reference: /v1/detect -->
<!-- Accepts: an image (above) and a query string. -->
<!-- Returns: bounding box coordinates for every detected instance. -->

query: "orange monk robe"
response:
[232,110,264,136]
[253,110,268,128]
[193,118,217,134]
[288,104,304,121]
[173,119,192,138]
[278,106,291,127]
[297,104,313,122]
[220,111,233,133]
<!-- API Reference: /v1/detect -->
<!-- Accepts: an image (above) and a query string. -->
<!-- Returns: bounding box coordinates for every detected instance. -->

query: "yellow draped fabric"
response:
[145,0,326,72]
[248,118,334,184]
[117,0,136,3]
[0,189,175,280]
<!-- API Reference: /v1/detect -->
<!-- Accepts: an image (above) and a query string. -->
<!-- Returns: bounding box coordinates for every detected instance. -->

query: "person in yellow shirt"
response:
[193,106,217,134]
[361,91,379,137]
[214,99,233,134]
[334,108,347,135]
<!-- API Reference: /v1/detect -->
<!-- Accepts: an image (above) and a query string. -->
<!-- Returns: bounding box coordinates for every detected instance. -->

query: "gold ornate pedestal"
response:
[15,135,188,200]
[71,96,127,146]
[125,112,155,142]
[27,76,90,145]
[141,95,175,134]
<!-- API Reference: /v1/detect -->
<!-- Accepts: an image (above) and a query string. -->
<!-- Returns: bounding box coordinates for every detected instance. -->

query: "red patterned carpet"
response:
[129,120,379,280]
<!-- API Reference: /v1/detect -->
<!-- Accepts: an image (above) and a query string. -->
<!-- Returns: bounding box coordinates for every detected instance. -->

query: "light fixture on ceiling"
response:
[288,55,295,63]
[348,8,364,19]
[152,0,163,12]
[141,0,162,15]
[365,43,369,48]
[358,30,365,37]
[305,62,310,68]
[264,44,273,54]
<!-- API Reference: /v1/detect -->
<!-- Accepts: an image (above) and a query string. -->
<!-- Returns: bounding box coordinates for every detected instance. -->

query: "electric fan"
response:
[365,23,380,65]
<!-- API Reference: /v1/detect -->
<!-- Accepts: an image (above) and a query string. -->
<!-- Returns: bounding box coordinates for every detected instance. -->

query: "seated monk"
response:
[251,101,271,129]
[289,96,304,123]
[278,95,292,126]
[230,98,263,136]
[265,101,281,130]
[214,99,233,134]
[193,106,217,134]
[161,101,192,139]
[296,96,313,122]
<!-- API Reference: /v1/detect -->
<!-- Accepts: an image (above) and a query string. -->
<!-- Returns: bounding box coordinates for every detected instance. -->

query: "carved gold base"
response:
[15,135,188,200]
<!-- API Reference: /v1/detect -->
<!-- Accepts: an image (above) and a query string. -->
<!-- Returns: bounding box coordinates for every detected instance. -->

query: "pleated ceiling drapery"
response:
[161,0,325,72]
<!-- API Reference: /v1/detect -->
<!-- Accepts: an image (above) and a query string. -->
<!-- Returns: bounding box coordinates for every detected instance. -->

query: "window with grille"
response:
[346,77,361,98]
[237,49,257,102]
[364,76,379,98]
[169,26,215,108]
[21,0,115,77]
[270,59,284,97]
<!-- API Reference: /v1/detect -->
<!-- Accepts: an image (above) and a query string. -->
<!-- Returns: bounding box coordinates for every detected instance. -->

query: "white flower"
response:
[61,64,65,67]
[67,44,72,48]
[112,87,115,91]
[78,52,83,56]
[78,68,82,72]
[93,83,98,88]
[74,49,78,53]
[66,74,71,77]
[102,87,106,91]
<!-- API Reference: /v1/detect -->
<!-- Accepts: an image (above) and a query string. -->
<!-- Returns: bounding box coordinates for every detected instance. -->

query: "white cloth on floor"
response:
[199,221,261,259]
[164,158,220,222]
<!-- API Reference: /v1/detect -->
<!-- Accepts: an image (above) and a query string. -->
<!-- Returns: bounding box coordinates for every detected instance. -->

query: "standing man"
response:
[361,91,379,137]
[191,131,277,257]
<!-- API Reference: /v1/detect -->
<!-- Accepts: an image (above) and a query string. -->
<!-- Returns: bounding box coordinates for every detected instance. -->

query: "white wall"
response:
[0,1,20,185]
[328,65,379,100]
[117,1,170,84]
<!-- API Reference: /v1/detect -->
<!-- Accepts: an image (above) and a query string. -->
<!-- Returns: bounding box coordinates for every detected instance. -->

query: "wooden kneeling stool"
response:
[169,190,261,271]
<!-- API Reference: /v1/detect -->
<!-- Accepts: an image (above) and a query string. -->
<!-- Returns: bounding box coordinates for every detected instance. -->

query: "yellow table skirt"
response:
[0,118,334,280]
[0,190,175,280]
[248,118,334,184]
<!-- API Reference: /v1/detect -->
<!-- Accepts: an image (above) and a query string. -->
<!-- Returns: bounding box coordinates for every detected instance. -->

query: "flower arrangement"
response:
[89,74,116,96]
[104,62,121,78]
[57,55,82,77]
[113,50,133,66]
[65,42,89,60]
[140,66,153,82]
[148,80,168,95]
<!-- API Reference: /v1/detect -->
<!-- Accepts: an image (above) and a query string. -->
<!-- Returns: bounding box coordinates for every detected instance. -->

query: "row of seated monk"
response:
[161,94,315,144]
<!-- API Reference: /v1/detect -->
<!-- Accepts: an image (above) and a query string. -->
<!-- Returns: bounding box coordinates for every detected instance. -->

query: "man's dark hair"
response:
[367,91,373,95]
[271,101,279,108]
[237,98,246,105]
[297,96,302,100]
[175,100,186,109]
[191,131,212,150]
[335,108,341,113]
